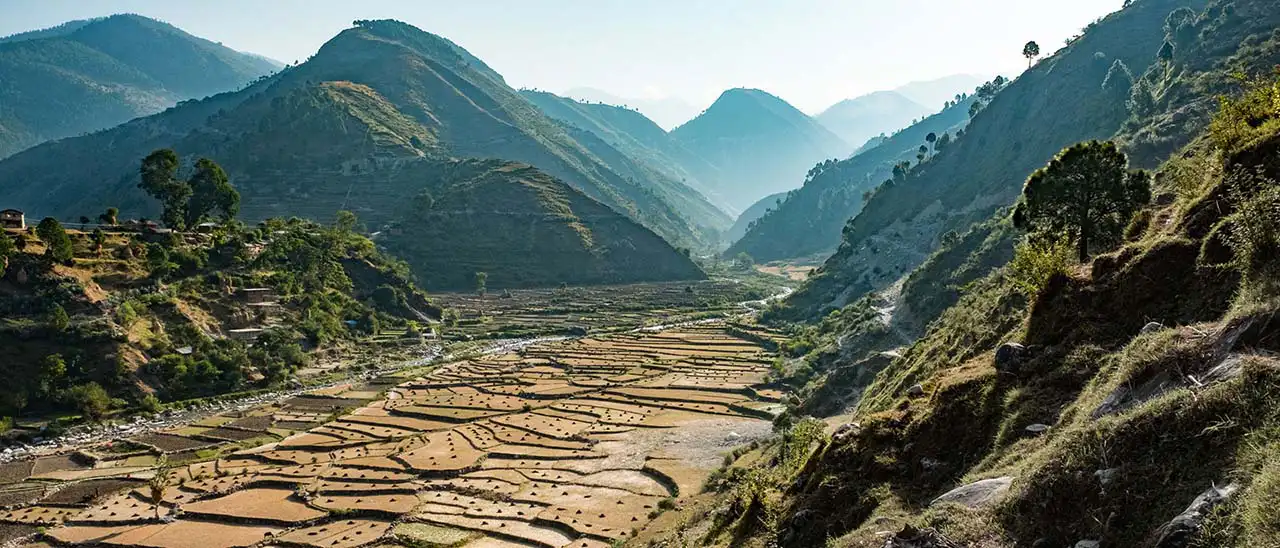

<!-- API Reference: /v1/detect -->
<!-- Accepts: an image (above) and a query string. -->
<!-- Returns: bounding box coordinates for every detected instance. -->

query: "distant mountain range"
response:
[564,87,701,131]
[816,91,931,151]
[0,13,280,159]
[0,19,705,289]
[670,88,849,211]
[892,74,986,110]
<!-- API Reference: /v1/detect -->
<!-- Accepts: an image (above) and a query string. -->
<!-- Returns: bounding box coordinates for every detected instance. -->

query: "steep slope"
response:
[0,14,279,159]
[816,91,931,149]
[564,87,701,130]
[782,0,1214,319]
[728,95,975,260]
[0,19,713,250]
[728,191,789,245]
[520,90,734,225]
[378,160,706,290]
[671,88,850,210]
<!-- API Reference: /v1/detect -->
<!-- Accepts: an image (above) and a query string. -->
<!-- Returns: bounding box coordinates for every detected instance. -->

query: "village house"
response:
[240,287,278,305]
[0,209,25,230]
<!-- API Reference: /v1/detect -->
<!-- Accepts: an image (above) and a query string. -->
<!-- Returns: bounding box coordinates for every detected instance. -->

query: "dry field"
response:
[0,323,785,548]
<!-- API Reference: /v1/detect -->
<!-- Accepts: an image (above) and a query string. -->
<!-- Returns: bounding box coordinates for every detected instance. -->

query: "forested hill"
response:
[670,88,849,211]
[0,19,720,251]
[781,0,1215,319]
[0,14,279,159]
[727,94,975,261]
[518,89,735,225]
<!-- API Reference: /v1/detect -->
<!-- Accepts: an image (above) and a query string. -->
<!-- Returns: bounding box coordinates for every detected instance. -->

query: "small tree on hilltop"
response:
[185,158,240,227]
[99,207,119,226]
[139,149,190,229]
[36,217,73,264]
[139,149,239,229]
[1023,41,1041,68]
[925,132,937,157]
[1012,140,1151,262]
[475,271,488,296]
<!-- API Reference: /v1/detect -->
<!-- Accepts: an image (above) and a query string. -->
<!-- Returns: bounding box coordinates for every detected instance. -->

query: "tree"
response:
[474,271,488,296]
[925,132,938,157]
[148,460,172,520]
[47,304,70,332]
[91,229,107,254]
[38,354,67,397]
[98,207,118,226]
[734,252,755,269]
[935,132,952,152]
[1023,41,1041,68]
[1012,140,1152,262]
[334,210,358,233]
[139,149,190,229]
[78,216,90,227]
[1158,40,1175,63]
[67,382,111,422]
[185,158,239,226]
[36,217,73,263]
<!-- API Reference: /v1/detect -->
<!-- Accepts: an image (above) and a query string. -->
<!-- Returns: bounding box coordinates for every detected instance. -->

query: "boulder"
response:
[930,476,1014,509]
[1152,483,1239,548]
[906,384,925,397]
[994,343,1027,373]
[1140,321,1165,335]
[1094,468,1118,488]
[1025,423,1051,435]
[1074,541,1101,548]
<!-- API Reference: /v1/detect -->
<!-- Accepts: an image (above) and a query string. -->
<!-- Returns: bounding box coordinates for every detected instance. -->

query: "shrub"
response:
[1208,74,1280,155]
[66,382,111,422]
[1009,237,1074,297]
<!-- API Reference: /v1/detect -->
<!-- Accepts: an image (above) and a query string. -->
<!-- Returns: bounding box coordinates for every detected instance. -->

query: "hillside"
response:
[671,88,850,210]
[0,14,279,159]
[0,20,720,254]
[780,0,1218,319]
[727,94,975,261]
[519,89,734,223]
[728,191,789,244]
[816,91,931,149]
[378,160,706,290]
[0,217,438,422]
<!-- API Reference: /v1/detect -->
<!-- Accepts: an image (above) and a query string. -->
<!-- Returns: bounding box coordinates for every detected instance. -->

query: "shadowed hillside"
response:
[0,14,279,159]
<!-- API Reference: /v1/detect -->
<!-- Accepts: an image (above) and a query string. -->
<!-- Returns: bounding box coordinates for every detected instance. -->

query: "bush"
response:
[1009,237,1074,297]
[66,382,111,422]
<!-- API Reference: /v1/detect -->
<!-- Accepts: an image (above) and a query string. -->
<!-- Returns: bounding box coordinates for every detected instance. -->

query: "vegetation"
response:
[138,150,240,229]
[1012,140,1151,262]
[0,13,278,159]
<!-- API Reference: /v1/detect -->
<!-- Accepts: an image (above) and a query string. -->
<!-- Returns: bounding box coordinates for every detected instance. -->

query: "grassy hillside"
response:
[671,88,850,211]
[780,0,1214,319]
[643,52,1280,548]
[728,95,975,261]
[0,19,716,252]
[379,160,706,290]
[816,91,931,150]
[0,218,437,425]
[0,14,278,159]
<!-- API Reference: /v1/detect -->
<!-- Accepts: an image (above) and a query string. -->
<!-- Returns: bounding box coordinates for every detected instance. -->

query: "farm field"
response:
[431,280,777,340]
[0,322,786,548]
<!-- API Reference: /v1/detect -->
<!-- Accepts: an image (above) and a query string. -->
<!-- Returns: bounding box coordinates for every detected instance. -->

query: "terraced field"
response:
[0,324,784,548]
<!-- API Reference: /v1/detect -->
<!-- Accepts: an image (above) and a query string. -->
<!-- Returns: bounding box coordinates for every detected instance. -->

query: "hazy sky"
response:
[0,0,1121,113]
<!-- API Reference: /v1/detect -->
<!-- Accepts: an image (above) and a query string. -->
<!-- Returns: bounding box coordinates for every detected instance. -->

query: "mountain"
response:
[778,0,1218,319]
[893,73,986,109]
[727,94,975,260]
[816,91,931,148]
[0,14,280,159]
[519,89,735,223]
[670,88,849,210]
[564,87,701,130]
[727,191,789,244]
[378,160,705,289]
[0,20,706,289]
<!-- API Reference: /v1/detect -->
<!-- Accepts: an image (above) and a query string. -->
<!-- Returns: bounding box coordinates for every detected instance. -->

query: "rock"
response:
[882,524,962,548]
[1025,423,1051,435]
[920,457,942,470]
[1140,321,1165,335]
[1075,541,1101,548]
[906,384,925,397]
[1153,483,1239,548]
[1094,468,1118,487]
[930,476,1014,509]
[726,431,742,441]
[994,343,1027,373]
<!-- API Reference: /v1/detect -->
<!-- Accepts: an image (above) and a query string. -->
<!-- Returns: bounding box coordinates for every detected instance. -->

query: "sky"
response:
[0,0,1122,113]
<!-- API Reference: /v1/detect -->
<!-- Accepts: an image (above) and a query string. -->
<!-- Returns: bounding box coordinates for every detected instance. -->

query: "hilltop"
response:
[564,86,702,130]
[671,88,849,210]
[0,19,720,252]
[0,14,279,159]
